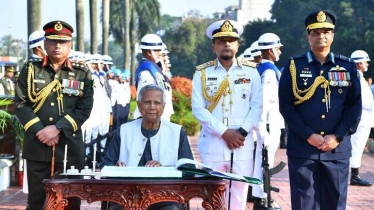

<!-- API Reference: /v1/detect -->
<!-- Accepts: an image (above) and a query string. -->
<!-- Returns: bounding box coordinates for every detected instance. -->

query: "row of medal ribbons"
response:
[328,71,351,87]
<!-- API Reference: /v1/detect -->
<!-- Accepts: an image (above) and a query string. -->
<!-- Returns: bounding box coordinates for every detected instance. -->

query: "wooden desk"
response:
[43,178,227,210]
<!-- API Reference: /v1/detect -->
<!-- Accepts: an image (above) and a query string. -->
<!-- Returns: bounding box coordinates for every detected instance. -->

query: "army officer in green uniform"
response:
[0,66,15,96]
[14,20,93,210]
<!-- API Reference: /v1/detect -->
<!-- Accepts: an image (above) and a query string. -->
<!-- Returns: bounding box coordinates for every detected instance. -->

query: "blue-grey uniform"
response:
[279,51,361,210]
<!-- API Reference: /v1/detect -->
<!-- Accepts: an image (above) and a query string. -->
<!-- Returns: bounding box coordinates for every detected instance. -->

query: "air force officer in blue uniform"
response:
[278,10,362,210]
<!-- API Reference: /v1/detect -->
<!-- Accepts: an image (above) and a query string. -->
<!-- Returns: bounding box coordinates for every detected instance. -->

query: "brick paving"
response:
[0,136,373,210]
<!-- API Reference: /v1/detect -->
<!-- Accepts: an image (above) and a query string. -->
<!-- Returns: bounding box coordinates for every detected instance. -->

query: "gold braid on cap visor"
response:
[27,63,64,115]
[212,32,240,39]
[306,22,335,30]
[290,59,331,112]
[45,35,72,41]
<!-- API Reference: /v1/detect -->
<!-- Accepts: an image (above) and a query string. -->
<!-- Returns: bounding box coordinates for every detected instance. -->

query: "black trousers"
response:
[26,159,84,210]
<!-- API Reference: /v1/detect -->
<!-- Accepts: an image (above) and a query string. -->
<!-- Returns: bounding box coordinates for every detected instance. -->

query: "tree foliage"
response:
[109,0,161,80]
[163,16,214,78]
[240,0,374,78]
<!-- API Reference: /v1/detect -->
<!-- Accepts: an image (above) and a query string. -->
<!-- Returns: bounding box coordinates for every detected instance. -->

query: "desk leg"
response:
[43,184,69,210]
[201,185,227,210]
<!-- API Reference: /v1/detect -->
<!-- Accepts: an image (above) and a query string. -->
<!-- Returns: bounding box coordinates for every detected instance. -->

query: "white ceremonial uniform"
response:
[109,79,120,106]
[88,72,111,147]
[119,82,131,106]
[134,70,174,121]
[192,58,263,210]
[350,71,374,168]
[258,59,285,168]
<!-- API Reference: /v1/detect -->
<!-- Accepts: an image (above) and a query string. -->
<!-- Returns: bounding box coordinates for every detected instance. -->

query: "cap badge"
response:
[54,21,63,31]
[220,20,234,32]
[316,11,327,23]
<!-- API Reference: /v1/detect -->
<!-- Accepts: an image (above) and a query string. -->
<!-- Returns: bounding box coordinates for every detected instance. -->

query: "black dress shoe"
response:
[253,197,268,210]
[350,175,373,186]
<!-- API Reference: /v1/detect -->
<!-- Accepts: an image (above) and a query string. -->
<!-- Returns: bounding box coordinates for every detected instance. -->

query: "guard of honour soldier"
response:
[13,9,373,210]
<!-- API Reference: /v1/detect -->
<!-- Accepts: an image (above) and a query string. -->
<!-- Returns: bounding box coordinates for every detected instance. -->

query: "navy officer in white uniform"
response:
[192,19,262,210]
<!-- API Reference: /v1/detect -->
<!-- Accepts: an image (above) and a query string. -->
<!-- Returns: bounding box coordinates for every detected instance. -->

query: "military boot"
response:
[350,168,373,186]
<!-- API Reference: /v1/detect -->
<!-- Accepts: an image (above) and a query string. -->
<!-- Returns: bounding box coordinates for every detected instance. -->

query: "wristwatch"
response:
[55,124,63,133]
[237,127,248,137]
[334,134,344,142]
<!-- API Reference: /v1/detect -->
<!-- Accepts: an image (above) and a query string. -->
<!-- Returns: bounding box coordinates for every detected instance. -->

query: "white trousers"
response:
[350,124,371,168]
[251,136,266,198]
[99,112,111,148]
[267,124,282,168]
[202,158,253,210]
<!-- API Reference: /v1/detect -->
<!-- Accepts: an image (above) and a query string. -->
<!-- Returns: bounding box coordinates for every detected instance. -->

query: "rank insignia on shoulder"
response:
[29,58,42,62]
[195,61,214,71]
[237,58,256,68]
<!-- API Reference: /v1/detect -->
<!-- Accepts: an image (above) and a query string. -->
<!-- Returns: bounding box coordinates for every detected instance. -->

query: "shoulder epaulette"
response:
[290,53,306,60]
[334,54,353,62]
[195,61,214,71]
[72,62,88,72]
[238,58,256,68]
[28,58,43,63]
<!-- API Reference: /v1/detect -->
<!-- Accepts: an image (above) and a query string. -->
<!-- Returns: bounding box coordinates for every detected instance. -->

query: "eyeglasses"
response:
[46,40,71,47]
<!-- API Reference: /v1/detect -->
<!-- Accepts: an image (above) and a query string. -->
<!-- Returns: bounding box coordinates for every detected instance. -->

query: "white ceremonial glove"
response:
[258,128,270,146]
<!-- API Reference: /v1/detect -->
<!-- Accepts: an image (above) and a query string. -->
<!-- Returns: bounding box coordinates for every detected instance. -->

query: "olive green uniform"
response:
[0,76,15,96]
[14,57,93,209]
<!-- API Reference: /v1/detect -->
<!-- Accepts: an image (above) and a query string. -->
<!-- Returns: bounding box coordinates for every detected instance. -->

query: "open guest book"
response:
[175,158,262,185]
[100,159,261,184]
[100,166,183,178]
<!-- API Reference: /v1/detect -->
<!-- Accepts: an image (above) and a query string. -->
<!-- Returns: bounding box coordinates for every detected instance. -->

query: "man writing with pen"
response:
[100,84,194,210]
[192,19,263,210]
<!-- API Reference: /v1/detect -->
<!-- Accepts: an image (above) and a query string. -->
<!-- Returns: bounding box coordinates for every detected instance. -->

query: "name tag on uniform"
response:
[34,79,45,83]
[206,81,217,86]
[300,74,312,77]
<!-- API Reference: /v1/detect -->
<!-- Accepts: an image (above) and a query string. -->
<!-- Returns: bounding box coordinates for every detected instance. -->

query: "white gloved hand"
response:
[257,129,270,146]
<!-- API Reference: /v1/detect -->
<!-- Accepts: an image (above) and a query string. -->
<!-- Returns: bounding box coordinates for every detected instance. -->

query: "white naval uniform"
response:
[109,79,120,106]
[350,70,374,168]
[192,58,263,210]
[84,72,112,149]
[134,70,174,121]
[119,82,131,106]
[258,59,285,169]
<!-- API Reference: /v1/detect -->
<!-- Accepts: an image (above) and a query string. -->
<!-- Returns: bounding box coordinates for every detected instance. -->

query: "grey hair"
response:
[137,84,166,104]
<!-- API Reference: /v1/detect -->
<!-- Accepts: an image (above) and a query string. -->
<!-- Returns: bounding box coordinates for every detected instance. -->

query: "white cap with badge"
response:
[205,19,243,39]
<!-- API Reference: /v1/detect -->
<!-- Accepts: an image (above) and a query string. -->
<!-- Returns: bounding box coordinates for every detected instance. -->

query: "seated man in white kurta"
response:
[100,84,194,210]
